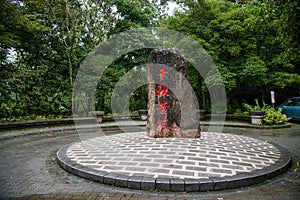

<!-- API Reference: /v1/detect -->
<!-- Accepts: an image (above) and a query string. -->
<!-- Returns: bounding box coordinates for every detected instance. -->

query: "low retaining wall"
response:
[0,115,140,131]
[0,114,291,131]
[205,114,250,121]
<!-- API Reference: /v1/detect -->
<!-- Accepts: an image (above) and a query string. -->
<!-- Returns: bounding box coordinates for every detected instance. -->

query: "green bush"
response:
[263,108,290,125]
[243,99,269,111]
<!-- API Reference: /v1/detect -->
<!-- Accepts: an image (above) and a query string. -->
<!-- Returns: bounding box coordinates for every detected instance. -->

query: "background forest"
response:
[0,0,299,121]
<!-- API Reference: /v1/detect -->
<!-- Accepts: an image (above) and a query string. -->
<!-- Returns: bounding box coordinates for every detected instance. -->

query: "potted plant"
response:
[90,111,104,123]
[199,108,207,120]
[243,99,265,125]
[138,109,148,121]
[136,96,148,121]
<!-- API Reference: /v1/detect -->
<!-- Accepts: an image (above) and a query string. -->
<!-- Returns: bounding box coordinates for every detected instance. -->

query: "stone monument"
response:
[147,48,200,138]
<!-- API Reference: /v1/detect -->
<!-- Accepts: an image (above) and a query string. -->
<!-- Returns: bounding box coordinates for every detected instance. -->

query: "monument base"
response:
[180,129,201,138]
[147,128,201,138]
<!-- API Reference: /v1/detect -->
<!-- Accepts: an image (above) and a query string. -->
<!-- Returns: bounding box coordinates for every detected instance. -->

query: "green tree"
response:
[164,0,300,111]
[94,0,157,114]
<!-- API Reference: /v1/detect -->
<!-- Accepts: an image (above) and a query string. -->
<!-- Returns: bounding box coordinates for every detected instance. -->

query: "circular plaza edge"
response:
[57,132,291,192]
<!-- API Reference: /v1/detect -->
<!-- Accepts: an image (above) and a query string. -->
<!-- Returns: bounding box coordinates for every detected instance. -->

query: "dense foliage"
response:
[164,0,300,113]
[263,108,290,125]
[0,0,299,120]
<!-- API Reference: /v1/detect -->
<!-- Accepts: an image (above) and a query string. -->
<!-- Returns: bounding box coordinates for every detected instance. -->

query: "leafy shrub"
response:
[263,108,290,125]
[234,108,243,115]
[243,100,290,125]
[243,99,269,111]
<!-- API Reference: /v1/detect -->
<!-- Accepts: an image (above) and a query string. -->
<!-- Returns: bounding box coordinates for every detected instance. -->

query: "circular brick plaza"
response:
[57,131,291,192]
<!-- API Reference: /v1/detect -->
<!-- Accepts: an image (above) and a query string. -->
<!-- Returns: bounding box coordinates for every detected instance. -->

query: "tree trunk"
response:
[68,53,72,87]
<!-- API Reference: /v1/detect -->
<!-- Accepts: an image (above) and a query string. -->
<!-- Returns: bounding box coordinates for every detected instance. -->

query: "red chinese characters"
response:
[156,67,170,133]
[157,84,170,97]
[158,67,168,80]
[157,101,169,114]
[157,117,168,126]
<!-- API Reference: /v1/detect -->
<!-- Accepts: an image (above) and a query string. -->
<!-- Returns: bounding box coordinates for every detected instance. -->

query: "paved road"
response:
[0,123,299,199]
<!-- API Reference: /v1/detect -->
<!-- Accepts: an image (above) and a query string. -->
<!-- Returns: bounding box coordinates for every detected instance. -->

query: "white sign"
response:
[271,91,275,104]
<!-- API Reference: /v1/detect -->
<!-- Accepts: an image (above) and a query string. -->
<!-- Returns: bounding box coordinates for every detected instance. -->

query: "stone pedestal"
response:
[250,115,263,125]
[250,110,265,125]
[147,48,200,138]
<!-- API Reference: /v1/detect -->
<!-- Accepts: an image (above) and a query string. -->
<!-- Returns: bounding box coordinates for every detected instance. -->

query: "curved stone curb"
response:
[57,137,291,192]
[0,121,145,140]
[201,122,292,129]
[0,116,291,132]
[0,120,292,141]
[0,116,140,131]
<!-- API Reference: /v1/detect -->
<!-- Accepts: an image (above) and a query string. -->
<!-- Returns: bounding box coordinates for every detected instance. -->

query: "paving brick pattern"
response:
[65,132,281,180]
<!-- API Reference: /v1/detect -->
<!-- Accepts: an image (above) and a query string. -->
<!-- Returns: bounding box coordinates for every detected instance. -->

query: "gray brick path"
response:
[57,131,292,192]
[65,132,281,180]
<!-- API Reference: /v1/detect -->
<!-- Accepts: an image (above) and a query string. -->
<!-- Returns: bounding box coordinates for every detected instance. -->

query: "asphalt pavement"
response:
[0,122,299,199]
